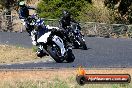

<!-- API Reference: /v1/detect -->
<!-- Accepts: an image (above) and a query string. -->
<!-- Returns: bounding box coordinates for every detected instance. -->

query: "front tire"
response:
[47,45,65,63]
[78,37,88,50]
[65,49,75,63]
[73,41,80,49]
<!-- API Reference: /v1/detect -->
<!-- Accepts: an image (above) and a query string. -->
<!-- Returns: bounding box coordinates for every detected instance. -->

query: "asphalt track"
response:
[0,32,132,69]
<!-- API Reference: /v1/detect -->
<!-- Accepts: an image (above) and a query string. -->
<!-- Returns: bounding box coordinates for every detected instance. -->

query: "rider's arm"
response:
[18,9,24,19]
[59,17,64,29]
[70,17,81,30]
[70,17,77,23]
[27,6,36,10]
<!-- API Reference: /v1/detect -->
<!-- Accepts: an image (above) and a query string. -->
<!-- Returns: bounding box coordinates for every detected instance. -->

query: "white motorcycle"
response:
[37,29,75,63]
[25,15,75,63]
[27,15,75,63]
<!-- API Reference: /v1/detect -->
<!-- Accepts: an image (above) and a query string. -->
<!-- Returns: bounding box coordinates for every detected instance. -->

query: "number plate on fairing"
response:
[37,32,51,43]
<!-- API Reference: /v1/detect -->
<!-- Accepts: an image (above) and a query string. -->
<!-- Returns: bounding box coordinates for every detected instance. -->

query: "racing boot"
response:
[36,45,49,58]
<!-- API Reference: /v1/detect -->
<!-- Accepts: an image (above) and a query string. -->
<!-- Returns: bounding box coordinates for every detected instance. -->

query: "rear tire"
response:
[47,45,65,63]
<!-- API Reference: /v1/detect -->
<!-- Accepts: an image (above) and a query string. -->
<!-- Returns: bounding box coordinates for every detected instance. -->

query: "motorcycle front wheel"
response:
[78,37,88,50]
[47,45,65,63]
[65,49,75,63]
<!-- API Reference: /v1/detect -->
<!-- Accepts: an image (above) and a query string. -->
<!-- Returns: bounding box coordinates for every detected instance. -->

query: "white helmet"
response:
[19,1,25,6]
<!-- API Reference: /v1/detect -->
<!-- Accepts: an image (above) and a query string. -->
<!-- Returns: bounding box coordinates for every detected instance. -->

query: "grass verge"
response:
[0,69,131,88]
[0,44,50,64]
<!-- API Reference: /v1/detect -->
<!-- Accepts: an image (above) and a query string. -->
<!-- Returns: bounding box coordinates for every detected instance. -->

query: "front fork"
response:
[52,35,66,56]
[75,35,85,45]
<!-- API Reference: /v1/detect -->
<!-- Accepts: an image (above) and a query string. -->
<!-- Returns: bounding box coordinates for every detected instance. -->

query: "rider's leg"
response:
[20,19,25,33]
[26,24,32,36]
[31,30,38,46]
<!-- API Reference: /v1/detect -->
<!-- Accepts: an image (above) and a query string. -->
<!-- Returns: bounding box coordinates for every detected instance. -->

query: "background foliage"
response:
[0,0,132,24]
[0,0,17,9]
[104,0,132,24]
[37,0,132,24]
[37,0,92,19]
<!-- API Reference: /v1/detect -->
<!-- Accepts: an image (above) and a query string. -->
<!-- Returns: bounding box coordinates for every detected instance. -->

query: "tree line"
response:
[0,0,131,24]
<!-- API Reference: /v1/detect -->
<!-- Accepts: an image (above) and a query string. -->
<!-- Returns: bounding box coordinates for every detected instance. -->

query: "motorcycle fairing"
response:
[37,31,51,43]
[52,35,66,56]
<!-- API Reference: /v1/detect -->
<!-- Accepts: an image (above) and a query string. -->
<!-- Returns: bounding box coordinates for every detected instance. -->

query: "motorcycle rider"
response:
[18,1,36,34]
[18,1,48,57]
[59,10,81,47]
[18,1,39,46]
[59,10,81,30]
